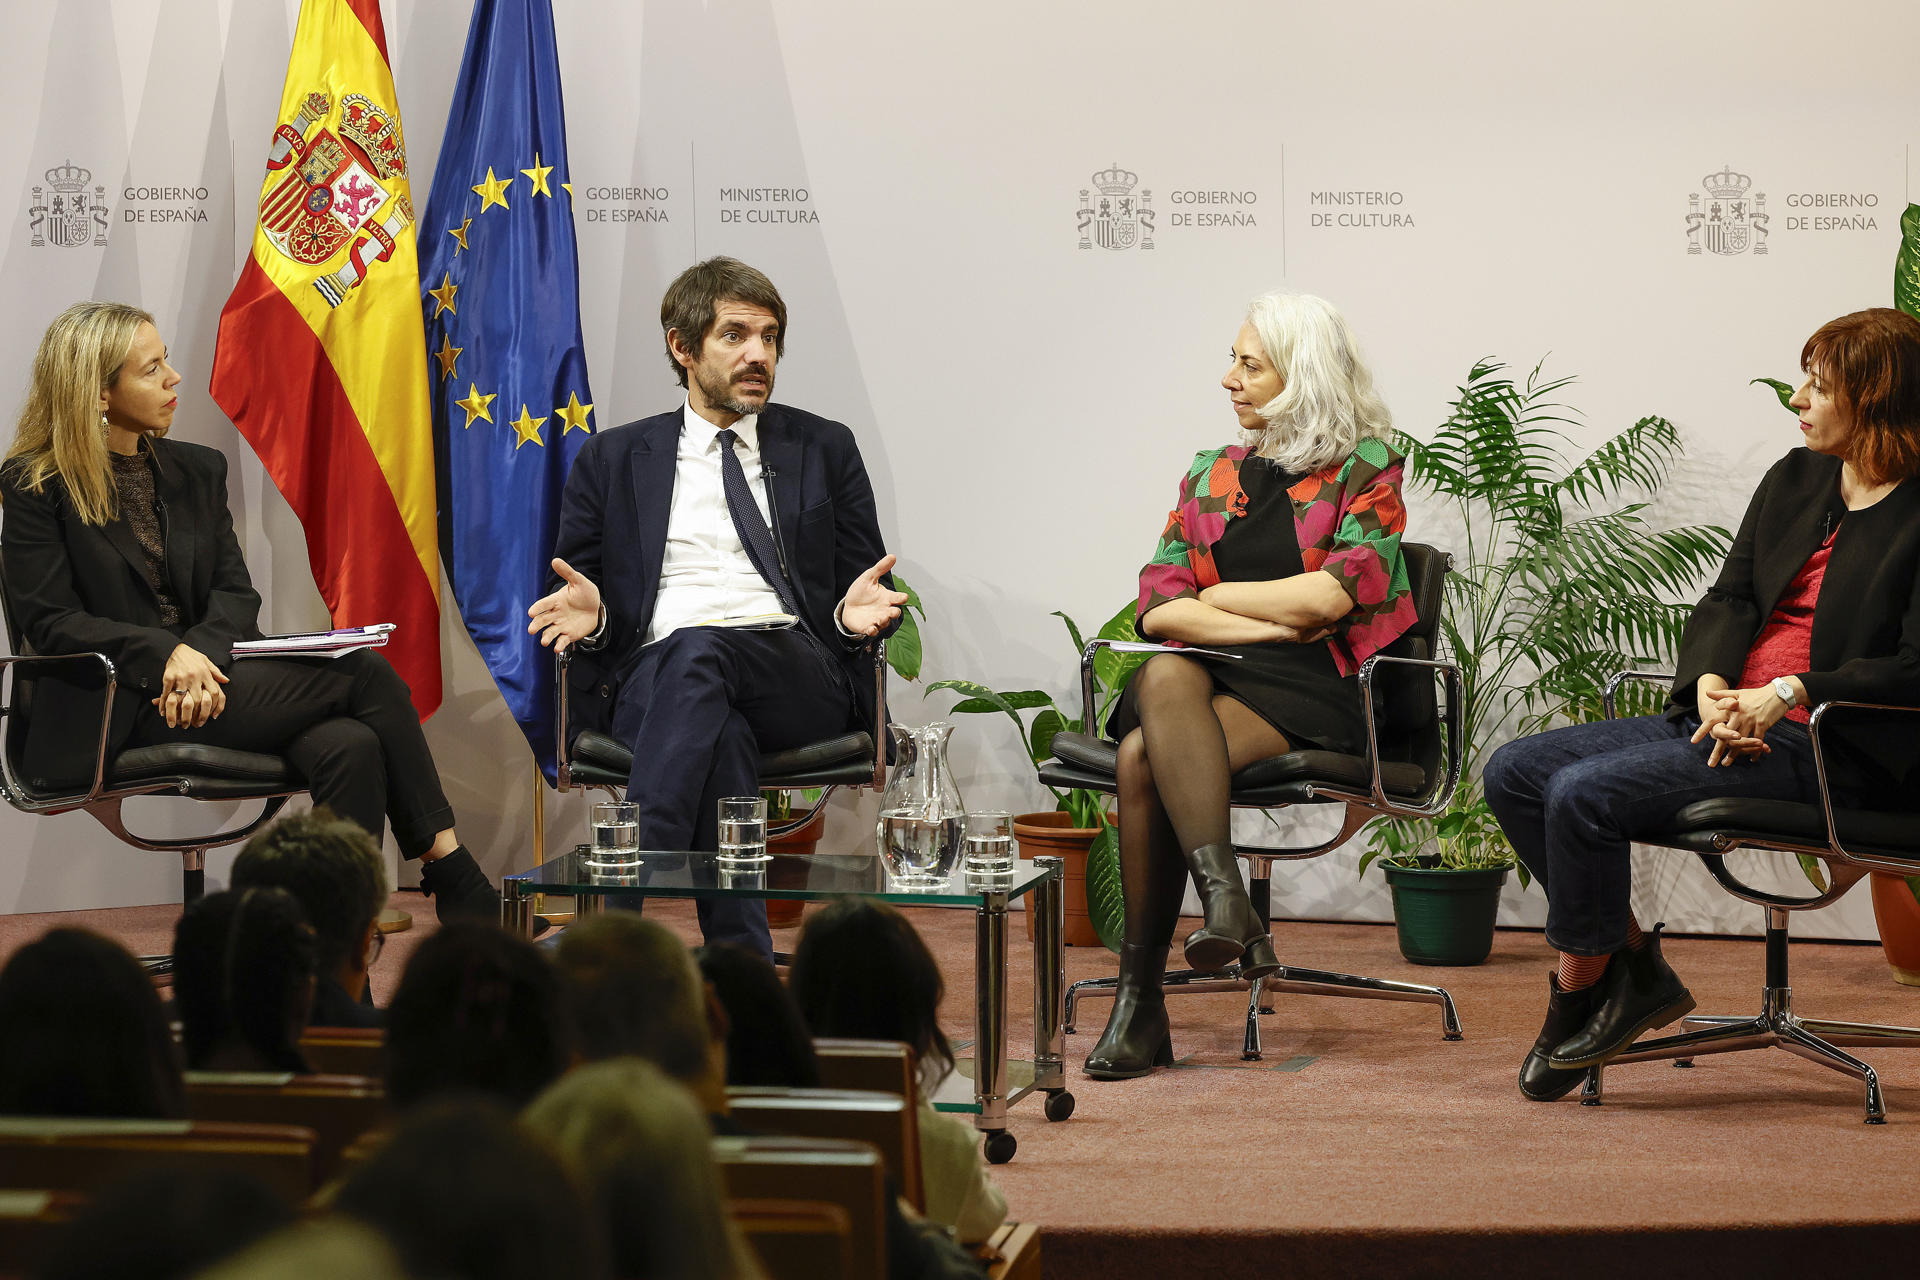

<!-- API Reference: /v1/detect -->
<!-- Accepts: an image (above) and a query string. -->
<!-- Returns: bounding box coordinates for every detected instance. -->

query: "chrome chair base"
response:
[1580,985,1920,1124]
[1066,953,1463,1061]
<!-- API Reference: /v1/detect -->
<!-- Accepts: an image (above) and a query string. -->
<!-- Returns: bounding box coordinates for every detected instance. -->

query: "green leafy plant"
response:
[1360,358,1733,881]
[930,603,1147,952]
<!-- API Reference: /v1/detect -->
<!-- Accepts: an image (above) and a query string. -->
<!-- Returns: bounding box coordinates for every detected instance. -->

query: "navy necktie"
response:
[715,427,800,617]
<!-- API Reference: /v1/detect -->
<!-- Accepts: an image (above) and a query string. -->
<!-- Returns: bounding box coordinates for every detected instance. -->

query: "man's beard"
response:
[695,364,773,417]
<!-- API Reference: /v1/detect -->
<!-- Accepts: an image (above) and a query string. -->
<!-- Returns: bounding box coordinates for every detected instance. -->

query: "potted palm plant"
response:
[1361,359,1732,964]
[929,602,1147,946]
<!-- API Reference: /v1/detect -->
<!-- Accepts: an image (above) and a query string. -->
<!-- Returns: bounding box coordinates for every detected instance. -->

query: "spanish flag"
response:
[211,0,441,718]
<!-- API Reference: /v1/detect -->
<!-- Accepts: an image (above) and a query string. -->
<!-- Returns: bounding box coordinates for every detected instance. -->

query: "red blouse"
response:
[1736,529,1836,724]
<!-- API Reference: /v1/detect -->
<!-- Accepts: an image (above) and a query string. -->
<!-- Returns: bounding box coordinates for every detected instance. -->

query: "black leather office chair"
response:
[0,568,305,968]
[554,640,889,837]
[1577,670,1920,1123]
[1037,543,1466,1060]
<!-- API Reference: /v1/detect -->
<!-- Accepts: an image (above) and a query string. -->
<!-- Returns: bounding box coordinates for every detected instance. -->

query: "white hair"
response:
[1241,293,1392,473]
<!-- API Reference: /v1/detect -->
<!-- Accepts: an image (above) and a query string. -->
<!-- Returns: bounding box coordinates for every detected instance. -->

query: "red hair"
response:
[1801,308,1920,483]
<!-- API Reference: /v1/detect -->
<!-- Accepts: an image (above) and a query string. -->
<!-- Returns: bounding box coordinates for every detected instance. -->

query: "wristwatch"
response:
[1770,676,1798,708]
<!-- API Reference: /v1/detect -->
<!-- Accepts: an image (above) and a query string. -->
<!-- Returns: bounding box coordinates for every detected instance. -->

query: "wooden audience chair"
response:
[0,1119,315,1200]
[725,1087,922,1213]
[713,1137,886,1280]
[297,1028,385,1079]
[981,1222,1042,1280]
[728,1197,853,1280]
[812,1039,918,1103]
[0,1188,85,1279]
[183,1072,387,1183]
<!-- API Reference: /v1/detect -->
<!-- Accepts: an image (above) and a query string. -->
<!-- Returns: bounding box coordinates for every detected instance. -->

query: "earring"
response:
[99,412,108,431]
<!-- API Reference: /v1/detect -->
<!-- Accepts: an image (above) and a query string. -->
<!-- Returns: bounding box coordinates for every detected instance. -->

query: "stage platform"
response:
[8,895,1920,1279]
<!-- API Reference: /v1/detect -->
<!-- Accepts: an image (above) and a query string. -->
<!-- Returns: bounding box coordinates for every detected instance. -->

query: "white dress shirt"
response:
[644,401,788,645]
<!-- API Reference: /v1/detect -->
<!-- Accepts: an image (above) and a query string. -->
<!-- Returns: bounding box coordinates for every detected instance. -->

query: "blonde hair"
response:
[5,301,157,525]
[1241,293,1391,473]
[525,1058,764,1280]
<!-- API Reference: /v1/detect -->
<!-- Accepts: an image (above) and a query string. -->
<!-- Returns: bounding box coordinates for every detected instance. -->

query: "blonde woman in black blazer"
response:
[0,301,497,923]
[1484,307,1920,1103]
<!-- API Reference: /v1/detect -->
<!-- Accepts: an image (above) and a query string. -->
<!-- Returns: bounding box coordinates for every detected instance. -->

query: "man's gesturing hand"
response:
[527,558,604,652]
[837,553,910,637]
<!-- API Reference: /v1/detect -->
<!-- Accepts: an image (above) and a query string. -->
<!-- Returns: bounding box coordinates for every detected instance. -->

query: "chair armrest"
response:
[869,639,888,790]
[1076,639,1187,737]
[554,646,575,791]
[0,650,120,805]
[1602,669,1676,721]
[1356,653,1464,818]
[1806,699,1920,873]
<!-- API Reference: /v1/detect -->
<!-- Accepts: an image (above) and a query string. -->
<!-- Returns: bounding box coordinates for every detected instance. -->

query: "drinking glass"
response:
[962,810,1015,874]
[718,795,770,865]
[587,801,640,867]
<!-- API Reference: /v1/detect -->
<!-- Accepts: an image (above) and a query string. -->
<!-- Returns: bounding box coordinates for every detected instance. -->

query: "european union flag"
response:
[421,0,591,780]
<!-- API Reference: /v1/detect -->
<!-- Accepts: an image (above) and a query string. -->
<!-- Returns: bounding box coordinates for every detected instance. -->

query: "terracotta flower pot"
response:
[764,805,829,929]
[1870,872,1920,987]
[1014,811,1103,947]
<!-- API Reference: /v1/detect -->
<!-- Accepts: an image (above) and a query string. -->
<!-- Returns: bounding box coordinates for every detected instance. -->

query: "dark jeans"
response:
[611,625,851,961]
[127,650,453,858]
[1481,713,1856,956]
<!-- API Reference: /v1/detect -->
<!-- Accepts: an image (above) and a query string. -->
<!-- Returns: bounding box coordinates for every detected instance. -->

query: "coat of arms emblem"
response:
[28,162,109,249]
[256,91,416,307]
[1077,164,1156,251]
[1686,167,1769,257]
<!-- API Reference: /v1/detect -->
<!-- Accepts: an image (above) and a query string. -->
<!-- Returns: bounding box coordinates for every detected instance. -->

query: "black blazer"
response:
[552,402,895,739]
[0,438,262,787]
[1672,447,1920,783]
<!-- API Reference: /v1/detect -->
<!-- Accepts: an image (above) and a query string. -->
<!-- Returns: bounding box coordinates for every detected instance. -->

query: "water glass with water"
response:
[963,810,1015,874]
[718,795,770,865]
[588,801,640,866]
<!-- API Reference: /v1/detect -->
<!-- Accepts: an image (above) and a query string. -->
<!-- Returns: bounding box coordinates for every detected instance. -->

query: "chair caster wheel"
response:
[1043,1090,1075,1121]
[1673,1059,1694,1068]
[984,1130,1017,1164]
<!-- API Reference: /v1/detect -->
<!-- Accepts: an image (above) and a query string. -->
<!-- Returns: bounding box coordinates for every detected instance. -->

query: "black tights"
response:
[1114,655,1288,947]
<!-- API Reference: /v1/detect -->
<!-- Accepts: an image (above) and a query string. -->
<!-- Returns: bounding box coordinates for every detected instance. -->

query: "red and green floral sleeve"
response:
[1293,437,1416,675]
[1136,447,1249,626]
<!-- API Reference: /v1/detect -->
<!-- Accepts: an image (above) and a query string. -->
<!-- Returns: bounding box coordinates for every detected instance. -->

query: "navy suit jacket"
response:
[552,402,894,741]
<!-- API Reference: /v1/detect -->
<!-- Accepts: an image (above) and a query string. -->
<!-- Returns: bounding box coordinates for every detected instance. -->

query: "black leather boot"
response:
[419,847,502,926]
[1549,925,1695,1069]
[1084,943,1173,1080]
[1518,971,1606,1101]
[1180,842,1265,972]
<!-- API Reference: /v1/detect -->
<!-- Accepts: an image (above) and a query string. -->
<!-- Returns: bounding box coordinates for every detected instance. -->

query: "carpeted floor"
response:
[7,898,1920,1278]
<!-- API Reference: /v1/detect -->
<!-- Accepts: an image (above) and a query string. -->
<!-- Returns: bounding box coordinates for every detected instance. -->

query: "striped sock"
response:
[1557,951,1612,991]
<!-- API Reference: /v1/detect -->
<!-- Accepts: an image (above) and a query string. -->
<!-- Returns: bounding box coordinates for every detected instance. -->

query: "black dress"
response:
[1112,458,1368,755]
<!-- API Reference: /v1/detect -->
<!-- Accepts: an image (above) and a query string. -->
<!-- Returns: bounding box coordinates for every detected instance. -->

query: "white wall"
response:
[2,0,1913,940]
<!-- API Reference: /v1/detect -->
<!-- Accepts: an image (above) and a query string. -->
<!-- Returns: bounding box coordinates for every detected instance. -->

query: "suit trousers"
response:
[1481,713,1867,957]
[611,624,853,959]
[125,650,453,858]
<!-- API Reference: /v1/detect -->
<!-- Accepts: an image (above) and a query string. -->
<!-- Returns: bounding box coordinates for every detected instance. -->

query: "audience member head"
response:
[232,807,388,1011]
[789,898,953,1090]
[0,927,183,1118]
[694,942,820,1088]
[1798,307,1920,483]
[1234,291,1391,474]
[38,1168,292,1280]
[172,887,317,1073]
[526,1059,759,1280]
[6,300,160,527]
[333,1097,604,1280]
[384,920,569,1110]
[553,914,728,1112]
[195,1220,406,1280]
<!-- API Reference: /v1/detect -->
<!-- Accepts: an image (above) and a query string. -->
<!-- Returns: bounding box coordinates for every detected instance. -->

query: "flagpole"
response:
[532,758,547,864]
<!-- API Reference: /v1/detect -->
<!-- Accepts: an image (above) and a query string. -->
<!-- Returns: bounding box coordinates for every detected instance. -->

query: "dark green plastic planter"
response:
[1383,864,1510,966]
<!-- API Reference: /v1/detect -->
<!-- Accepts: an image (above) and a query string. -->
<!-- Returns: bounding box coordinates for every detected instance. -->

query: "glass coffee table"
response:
[502,849,1072,1164]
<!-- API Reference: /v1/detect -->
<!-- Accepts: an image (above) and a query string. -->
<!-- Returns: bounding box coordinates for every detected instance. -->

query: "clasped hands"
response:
[155,643,228,729]
[1690,680,1790,767]
[527,553,909,652]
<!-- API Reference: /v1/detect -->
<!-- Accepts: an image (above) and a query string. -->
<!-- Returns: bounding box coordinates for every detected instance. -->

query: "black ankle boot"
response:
[1518,971,1606,1101]
[1180,842,1264,972]
[419,847,502,925]
[1084,943,1173,1080]
[1549,925,1695,1069]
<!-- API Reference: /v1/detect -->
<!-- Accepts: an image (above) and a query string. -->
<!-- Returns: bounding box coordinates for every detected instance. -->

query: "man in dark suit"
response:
[530,258,905,958]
